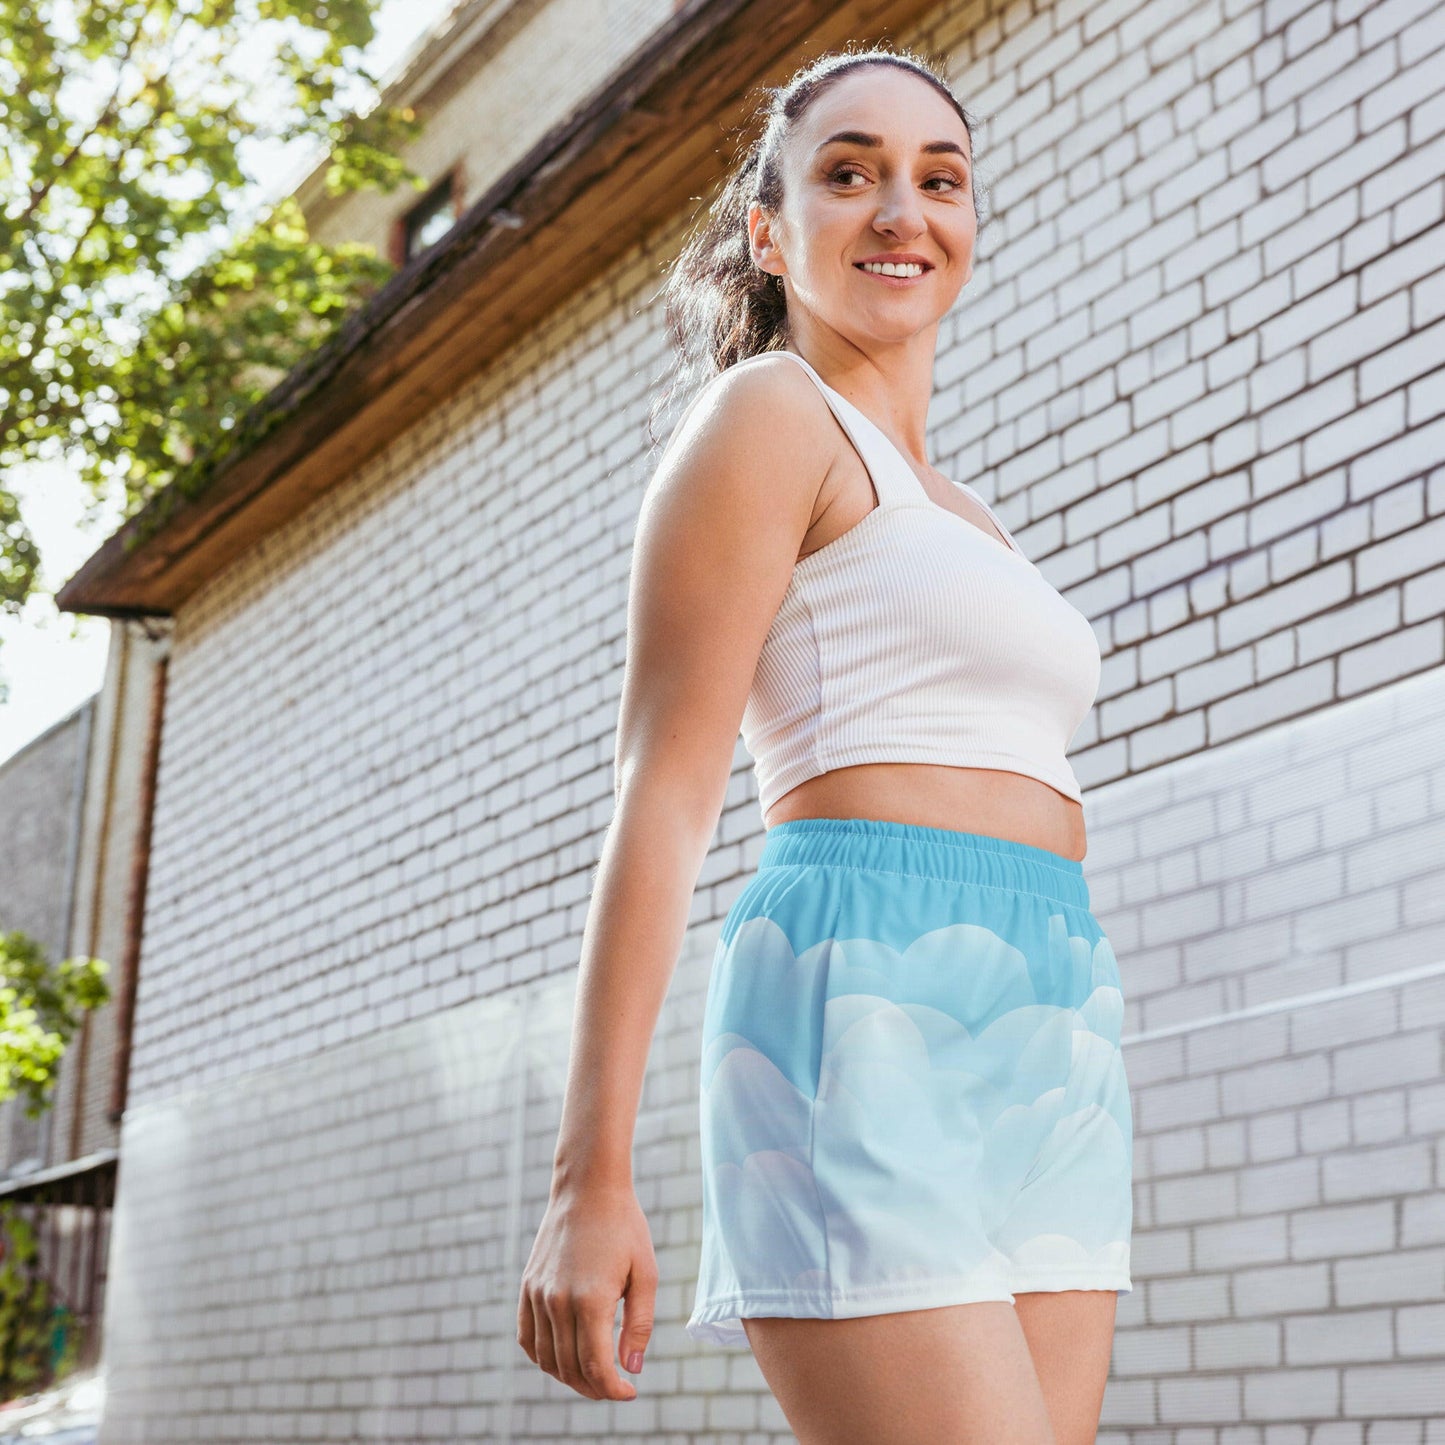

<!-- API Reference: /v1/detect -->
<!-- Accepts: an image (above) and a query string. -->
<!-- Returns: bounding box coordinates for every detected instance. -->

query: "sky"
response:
[0,0,460,767]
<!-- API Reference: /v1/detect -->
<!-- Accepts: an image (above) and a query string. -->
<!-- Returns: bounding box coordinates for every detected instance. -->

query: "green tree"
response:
[0,929,109,1120]
[0,927,110,1394]
[0,1202,76,1396]
[0,0,428,675]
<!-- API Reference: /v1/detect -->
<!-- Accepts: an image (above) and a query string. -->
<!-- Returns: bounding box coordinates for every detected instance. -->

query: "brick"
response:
[1323,1140,1433,1200]
[1271,24,1358,112]
[1308,36,1393,131]
[1361,317,1445,403]
[1361,0,1437,46]
[1300,586,1398,661]
[1324,131,1415,234]
[1365,130,1445,219]
[1349,419,1445,507]
[1176,377,1253,450]
[1155,1170,1240,1224]
[1338,618,1445,695]
[1337,1035,1440,1106]
[1366,217,1445,311]
[1344,1362,1445,1418]
[1063,398,1127,459]
[1335,287,1419,387]
[1288,1312,1398,1364]
[1409,364,1445,426]
[1235,1261,1332,1316]
[1196,1213,1291,1270]
[1283,0,1331,53]
[1271,190,1358,280]
[1404,560,1445,624]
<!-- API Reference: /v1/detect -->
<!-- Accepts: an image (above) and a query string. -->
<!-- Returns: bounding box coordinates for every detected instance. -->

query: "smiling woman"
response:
[750,81,980,336]
[645,51,992,413]
[520,44,1131,1445]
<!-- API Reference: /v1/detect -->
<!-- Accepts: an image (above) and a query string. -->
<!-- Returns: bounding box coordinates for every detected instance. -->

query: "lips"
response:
[854,257,934,270]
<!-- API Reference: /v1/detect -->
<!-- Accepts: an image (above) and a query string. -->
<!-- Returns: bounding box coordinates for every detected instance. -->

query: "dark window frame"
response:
[393,166,464,264]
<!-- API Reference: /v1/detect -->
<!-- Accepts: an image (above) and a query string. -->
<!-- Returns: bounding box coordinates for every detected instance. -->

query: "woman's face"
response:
[751,66,977,345]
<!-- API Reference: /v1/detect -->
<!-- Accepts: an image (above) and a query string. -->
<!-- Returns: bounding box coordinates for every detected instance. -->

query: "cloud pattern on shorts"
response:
[688,910,1133,1344]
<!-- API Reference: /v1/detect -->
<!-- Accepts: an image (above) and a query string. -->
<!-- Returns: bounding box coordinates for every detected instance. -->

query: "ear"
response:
[748,201,786,280]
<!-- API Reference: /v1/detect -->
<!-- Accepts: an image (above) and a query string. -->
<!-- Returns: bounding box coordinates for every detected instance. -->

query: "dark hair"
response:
[646,43,989,450]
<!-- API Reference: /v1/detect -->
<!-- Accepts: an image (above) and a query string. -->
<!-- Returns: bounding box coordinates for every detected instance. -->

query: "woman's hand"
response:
[517,1179,657,1401]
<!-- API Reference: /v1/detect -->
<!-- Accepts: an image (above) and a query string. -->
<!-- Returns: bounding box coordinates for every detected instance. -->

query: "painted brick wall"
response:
[101,920,720,1443]
[1085,667,1445,1437]
[928,0,1445,794]
[101,671,1445,1441]
[104,0,1445,1436]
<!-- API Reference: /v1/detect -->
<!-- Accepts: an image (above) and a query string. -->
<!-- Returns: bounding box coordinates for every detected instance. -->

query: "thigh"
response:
[1014,1289,1118,1445]
[742,1300,1058,1445]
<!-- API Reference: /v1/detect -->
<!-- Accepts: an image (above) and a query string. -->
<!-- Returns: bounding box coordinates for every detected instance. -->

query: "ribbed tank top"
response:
[741,348,1102,813]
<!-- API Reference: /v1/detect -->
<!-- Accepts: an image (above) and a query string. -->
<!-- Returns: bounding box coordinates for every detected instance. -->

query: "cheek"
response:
[798,193,857,240]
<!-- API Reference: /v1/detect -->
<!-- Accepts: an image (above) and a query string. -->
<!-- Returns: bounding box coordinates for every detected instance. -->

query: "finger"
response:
[533,1292,562,1384]
[577,1301,636,1402]
[548,1296,599,1399]
[517,1284,537,1364]
[618,1258,657,1377]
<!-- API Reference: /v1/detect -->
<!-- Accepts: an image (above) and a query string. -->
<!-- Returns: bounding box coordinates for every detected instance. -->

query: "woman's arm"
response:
[518,355,835,1400]
[552,353,832,1188]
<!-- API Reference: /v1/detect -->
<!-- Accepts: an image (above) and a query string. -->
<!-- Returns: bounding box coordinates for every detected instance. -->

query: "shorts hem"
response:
[1009,1271,1132,1295]
[686,1270,1134,1345]
[686,1273,1017,1347]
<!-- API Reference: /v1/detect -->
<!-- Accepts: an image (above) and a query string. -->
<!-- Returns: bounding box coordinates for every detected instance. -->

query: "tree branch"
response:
[23,2,156,223]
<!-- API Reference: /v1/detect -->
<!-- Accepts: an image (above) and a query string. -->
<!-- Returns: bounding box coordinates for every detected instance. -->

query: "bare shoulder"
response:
[649,351,841,520]
[613,354,840,817]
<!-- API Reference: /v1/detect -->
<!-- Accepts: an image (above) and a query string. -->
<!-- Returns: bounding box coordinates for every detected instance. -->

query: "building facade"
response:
[59,0,1445,1437]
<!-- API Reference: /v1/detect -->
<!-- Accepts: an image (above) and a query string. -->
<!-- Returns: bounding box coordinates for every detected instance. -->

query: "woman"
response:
[518,45,1133,1445]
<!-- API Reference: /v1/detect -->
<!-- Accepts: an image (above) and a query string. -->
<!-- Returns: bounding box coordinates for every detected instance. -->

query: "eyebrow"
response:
[814,129,971,166]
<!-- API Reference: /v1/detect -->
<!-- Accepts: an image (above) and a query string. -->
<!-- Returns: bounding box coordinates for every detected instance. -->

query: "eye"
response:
[826,164,966,193]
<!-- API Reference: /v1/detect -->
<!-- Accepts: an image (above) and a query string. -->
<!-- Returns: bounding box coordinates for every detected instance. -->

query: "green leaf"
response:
[0,0,426,671]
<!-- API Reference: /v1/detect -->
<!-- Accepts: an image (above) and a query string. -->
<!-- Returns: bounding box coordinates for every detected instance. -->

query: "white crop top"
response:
[740,348,1102,813]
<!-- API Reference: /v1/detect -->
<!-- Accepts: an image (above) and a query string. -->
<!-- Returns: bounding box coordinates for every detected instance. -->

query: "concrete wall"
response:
[100,0,1445,1437]
[0,700,91,1175]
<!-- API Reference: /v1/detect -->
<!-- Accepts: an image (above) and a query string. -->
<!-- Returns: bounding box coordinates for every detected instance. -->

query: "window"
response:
[401,174,458,260]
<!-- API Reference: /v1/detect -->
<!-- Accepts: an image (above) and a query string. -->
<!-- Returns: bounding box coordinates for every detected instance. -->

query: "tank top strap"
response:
[772,349,928,509]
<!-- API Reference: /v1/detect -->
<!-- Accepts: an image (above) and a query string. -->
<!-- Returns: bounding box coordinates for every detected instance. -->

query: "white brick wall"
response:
[103,0,1445,1436]
[101,927,744,1444]
[1085,670,1445,1435]
[103,670,1445,1442]
[934,0,1445,794]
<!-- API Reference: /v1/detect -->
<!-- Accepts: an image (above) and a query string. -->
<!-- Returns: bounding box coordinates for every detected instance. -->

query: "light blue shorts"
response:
[686,816,1134,1347]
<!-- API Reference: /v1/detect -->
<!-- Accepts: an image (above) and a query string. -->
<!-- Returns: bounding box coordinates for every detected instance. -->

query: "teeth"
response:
[861,261,925,276]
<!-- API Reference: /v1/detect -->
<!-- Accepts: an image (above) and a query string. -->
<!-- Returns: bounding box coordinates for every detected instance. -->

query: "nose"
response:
[872,180,926,239]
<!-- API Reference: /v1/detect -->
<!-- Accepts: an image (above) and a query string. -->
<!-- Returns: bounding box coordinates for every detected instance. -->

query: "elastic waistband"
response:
[759,816,1090,909]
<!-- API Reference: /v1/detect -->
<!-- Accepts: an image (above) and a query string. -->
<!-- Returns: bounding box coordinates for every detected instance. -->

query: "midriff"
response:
[762,762,1087,861]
